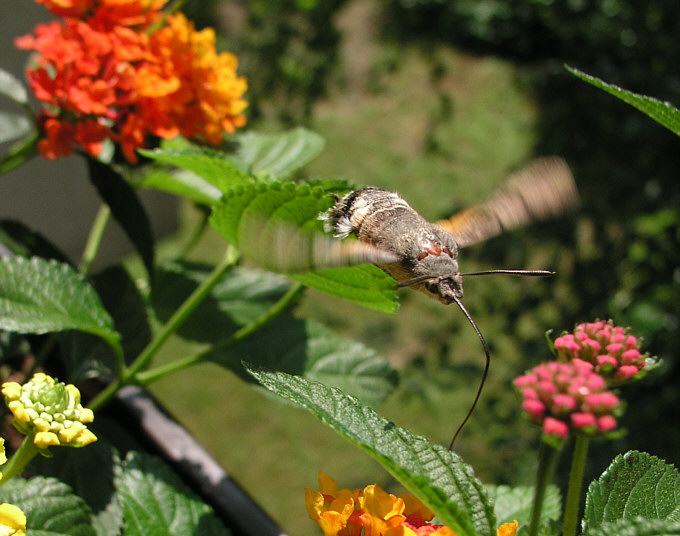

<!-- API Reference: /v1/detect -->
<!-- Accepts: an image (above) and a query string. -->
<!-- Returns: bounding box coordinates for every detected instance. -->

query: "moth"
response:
[320,156,577,304]
[240,157,577,447]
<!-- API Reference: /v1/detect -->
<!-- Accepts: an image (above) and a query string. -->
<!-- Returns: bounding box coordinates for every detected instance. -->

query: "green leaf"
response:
[0,256,122,355]
[0,219,71,263]
[31,436,123,536]
[587,518,680,536]
[0,68,29,105]
[151,262,293,343]
[87,158,155,279]
[487,485,561,528]
[583,451,680,535]
[207,315,397,408]
[567,66,680,137]
[135,167,222,205]
[61,265,151,381]
[210,181,399,312]
[0,476,96,536]
[139,145,251,194]
[234,127,325,178]
[0,111,33,144]
[246,365,496,536]
[115,451,231,536]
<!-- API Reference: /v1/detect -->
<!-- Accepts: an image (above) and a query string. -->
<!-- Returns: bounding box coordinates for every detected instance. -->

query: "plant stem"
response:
[528,440,561,536]
[87,246,240,411]
[0,437,40,487]
[79,203,111,275]
[563,435,590,536]
[135,282,304,385]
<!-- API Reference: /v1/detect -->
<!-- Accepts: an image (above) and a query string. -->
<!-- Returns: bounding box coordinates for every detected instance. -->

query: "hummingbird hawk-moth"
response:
[240,156,577,447]
[320,156,577,303]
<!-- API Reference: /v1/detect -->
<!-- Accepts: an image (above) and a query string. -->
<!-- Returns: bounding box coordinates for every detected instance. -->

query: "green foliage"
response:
[0,476,96,536]
[115,451,231,536]
[583,451,680,534]
[233,127,326,178]
[488,485,561,528]
[566,67,680,138]
[0,256,122,357]
[246,364,496,536]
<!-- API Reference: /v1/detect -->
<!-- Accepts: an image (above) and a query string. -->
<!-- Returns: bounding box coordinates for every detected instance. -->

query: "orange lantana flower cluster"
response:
[305,473,519,536]
[16,0,247,163]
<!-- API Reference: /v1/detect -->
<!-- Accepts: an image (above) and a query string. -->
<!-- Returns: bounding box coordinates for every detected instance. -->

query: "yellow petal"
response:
[0,503,26,534]
[34,431,60,448]
[1,383,21,400]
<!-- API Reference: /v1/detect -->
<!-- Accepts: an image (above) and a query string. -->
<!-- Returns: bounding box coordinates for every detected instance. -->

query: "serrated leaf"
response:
[207,315,397,407]
[135,167,222,205]
[487,485,561,527]
[0,256,122,355]
[139,146,251,194]
[567,66,680,137]
[0,68,29,104]
[0,111,33,144]
[31,435,123,536]
[246,365,496,536]
[587,518,680,536]
[583,451,680,535]
[115,451,230,536]
[0,476,96,536]
[87,158,154,279]
[0,219,71,263]
[61,265,151,381]
[210,181,399,312]
[234,127,325,178]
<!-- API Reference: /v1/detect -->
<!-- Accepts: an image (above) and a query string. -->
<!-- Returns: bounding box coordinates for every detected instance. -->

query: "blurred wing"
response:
[436,156,578,248]
[238,216,398,273]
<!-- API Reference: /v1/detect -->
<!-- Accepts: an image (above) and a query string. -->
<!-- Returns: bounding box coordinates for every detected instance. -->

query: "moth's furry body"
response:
[323,187,464,304]
[321,157,578,305]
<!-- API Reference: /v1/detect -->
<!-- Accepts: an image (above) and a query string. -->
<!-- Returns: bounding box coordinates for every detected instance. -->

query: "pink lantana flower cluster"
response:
[553,320,646,383]
[514,320,648,443]
[514,361,621,441]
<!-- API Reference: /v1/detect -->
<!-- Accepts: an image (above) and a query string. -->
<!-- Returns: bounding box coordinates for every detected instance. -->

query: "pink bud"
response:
[596,354,618,370]
[537,381,556,395]
[615,365,640,380]
[513,374,536,388]
[521,387,539,400]
[606,343,623,355]
[553,394,577,412]
[572,358,594,372]
[584,392,620,411]
[622,349,642,365]
[625,335,638,348]
[543,417,569,438]
[583,339,602,352]
[571,412,596,429]
[597,415,617,432]
[522,399,546,419]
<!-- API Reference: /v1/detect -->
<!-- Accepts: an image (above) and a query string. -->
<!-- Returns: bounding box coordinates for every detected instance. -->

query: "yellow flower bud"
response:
[0,503,26,536]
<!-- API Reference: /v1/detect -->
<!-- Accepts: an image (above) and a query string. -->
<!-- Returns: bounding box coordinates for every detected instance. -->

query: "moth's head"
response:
[423,273,464,305]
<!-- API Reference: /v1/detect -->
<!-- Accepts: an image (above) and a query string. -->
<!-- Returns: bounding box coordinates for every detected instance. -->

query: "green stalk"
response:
[0,437,41,487]
[88,247,240,411]
[79,204,111,275]
[528,440,561,536]
[562,435,590,536]
[135,282,304,385]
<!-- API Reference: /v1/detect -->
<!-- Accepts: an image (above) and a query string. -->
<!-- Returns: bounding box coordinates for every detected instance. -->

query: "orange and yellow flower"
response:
[17,0,247,163]
[306,473,519,536]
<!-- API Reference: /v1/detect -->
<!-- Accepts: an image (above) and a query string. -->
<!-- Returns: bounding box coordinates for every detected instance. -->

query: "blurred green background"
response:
[138,0,679,534]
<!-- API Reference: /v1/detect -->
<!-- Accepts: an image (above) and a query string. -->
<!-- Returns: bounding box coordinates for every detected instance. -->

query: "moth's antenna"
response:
[397,269,554,288]
[449,295,491,450]
[461,269,554,277]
